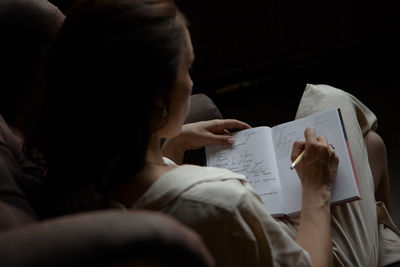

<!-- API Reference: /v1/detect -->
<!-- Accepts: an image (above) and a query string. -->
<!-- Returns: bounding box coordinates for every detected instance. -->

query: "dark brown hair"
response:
[25,0,187,216]
[0,0,64,132]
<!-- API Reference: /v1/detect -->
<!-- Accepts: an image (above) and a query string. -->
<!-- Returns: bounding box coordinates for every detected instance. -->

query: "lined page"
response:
[206,127,284,215]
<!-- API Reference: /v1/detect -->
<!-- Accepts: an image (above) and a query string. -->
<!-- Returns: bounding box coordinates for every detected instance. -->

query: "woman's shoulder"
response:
[132,163,263,217]
[171,164,260,211]
[175,164,245,179]
[163,157,245,180]
[172,164,248,190]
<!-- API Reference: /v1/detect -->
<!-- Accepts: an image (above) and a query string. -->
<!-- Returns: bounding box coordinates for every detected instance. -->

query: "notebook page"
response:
[272,108,360,215]
[206,127,284,215]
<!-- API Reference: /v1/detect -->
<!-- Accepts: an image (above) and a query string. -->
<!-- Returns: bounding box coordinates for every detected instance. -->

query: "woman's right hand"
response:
[291,127,339,192]
[293,127,338,267]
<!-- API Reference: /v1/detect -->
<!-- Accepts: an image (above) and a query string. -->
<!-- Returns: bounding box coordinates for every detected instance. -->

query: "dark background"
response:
[176,0,400,227]
[50,0,400,228]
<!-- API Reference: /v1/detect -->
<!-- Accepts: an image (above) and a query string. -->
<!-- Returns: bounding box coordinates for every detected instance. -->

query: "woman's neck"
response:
[112,133,176,207]
[145,133,166,165]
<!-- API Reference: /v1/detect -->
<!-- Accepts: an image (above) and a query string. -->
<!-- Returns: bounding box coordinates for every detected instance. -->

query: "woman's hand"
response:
[293,127,338,267]
[161,119,251,164]
[291,127,339,192]
[179,119,251,150]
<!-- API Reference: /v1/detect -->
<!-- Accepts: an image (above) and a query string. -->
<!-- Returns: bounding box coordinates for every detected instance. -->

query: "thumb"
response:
[291,140,305,162]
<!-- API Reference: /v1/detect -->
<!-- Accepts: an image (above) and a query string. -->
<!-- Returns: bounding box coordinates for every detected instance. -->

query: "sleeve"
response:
[171,179,312,267]
[236,188,312,266]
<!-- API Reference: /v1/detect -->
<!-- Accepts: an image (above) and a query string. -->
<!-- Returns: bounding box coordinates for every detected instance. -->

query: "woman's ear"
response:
[154,97,167,117]
[152,96,169,131]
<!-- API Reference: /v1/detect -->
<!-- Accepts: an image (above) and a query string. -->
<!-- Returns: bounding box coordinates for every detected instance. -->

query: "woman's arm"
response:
[296,186,333,267]
[292,127,338,267]
[161,119,250,164]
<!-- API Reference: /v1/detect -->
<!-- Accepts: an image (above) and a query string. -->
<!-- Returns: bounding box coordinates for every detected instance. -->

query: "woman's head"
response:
[26,0,191,206]
[0,0,64,131]
[159,26,194,138]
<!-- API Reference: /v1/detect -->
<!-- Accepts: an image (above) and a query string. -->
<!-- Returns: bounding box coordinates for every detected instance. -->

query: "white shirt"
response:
[131,162,312,266]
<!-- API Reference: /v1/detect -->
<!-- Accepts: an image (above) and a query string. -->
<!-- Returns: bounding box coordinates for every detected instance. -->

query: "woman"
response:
[25,0,400,266]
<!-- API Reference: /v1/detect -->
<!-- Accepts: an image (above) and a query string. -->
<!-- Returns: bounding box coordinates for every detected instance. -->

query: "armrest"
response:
[183,94,223,165]
[0,210,214,267]
[185,94,223,124]
[0,201,34,231]
[0,118,37,221]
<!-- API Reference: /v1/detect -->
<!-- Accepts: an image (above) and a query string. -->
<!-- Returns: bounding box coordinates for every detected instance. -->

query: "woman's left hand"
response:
[179,119,251,150]
[161,119,251,164]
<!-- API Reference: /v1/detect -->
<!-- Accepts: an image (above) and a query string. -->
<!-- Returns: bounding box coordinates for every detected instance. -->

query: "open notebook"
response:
[205,108,360,217]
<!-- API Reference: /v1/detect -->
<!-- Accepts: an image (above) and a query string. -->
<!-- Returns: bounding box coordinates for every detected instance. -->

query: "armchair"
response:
[0,93,221,266]
[0,1,222,264]
[0,209,214,267]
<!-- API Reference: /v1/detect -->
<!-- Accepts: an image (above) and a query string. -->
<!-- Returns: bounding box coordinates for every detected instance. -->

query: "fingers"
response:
[292,127,340,189]
[204,132,235,146]
[316,135,338,160]
[304,127,330,148]
[220,135,236,145]
[304,127,317,144]
[209,119,251,134]
[333,153,339,165]
[316,134,328,145]
[327,144,335,155]
[180,120,249,149]
[302,127,339,164]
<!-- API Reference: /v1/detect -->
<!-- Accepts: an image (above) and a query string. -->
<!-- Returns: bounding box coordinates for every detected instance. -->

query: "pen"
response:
[290,150,305,169]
